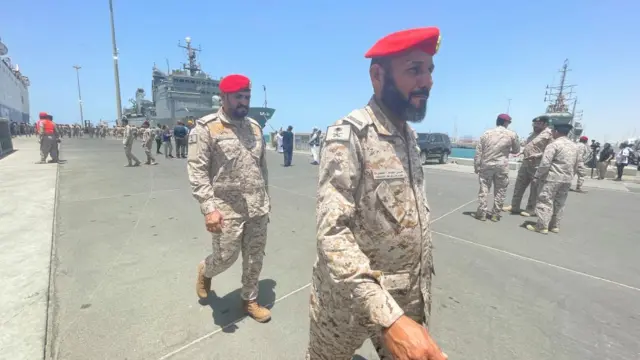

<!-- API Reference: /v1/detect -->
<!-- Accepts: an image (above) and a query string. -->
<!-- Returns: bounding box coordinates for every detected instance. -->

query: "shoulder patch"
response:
[340,109,371,131]
[197,113,218,125]
[188,132,198,144]
[206,121,227,136]
[325,125,351,142]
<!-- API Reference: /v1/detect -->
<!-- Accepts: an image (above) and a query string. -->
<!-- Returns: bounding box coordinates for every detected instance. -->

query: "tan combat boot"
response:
[196,261,211,300]
[243,300,271,323]
[525,224,548,234]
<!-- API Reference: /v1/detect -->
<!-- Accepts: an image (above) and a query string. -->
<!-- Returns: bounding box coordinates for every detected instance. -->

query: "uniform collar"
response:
[367,96,406,137]
[217,107,246,126]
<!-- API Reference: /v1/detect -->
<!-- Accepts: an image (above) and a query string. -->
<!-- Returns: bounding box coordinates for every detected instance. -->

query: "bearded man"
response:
[305,28,447,360]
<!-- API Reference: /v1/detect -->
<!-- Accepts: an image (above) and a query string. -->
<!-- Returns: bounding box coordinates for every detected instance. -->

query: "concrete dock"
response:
[1,136,639,360]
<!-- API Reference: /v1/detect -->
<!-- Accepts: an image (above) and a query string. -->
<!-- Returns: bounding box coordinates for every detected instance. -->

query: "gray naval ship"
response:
[540,59,584,141]
[123,36,275,127]
[0,37,30,124]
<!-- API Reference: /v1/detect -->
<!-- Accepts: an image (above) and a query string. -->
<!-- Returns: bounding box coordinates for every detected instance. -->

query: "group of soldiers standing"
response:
[474,113,588,234]
[187,27,449,359]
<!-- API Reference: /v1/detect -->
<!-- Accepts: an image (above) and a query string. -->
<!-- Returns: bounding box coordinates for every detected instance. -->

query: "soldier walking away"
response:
[308,127,321,165]
[37,113,60,164]
[526,123,581,234]
[155,124,163,154]
[473,114,520,222]
[188,74,272,323]
[306,27,447,360]
[141,121,158,165]
[121,119,141,167]
[571,135,590,193]
[503,115,553,216]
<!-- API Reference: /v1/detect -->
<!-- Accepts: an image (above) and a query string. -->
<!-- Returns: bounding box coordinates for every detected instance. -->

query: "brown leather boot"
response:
[243,300,271,323]
[196,261,211,300]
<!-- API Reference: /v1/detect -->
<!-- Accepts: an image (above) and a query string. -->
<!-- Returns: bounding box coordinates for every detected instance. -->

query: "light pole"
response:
[108,0,123,125]
[72,65,85,126]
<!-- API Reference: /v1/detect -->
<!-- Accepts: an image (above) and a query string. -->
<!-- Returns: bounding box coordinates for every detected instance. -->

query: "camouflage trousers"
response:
[204,214,268,301]
[123,144,140,165]
[144,145,155,163]
[510,160,538,212]
[476,166,509,216]
[575,164,587,189]
[305,271,430,360]
[535,181,571,230]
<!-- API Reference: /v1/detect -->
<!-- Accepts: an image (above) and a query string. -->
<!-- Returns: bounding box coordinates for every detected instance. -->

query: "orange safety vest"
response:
[41,119,55,135]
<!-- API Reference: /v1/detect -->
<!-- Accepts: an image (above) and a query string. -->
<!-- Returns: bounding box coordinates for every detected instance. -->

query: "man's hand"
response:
[204,210,224,233]
[382,315,448,360]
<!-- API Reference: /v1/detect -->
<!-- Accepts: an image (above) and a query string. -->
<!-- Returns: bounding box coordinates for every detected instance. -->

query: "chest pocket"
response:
[374,177,419,232]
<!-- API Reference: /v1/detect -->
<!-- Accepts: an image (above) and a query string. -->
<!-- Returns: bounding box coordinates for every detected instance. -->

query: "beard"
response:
[380,74,429,123]
[232,105,249,119]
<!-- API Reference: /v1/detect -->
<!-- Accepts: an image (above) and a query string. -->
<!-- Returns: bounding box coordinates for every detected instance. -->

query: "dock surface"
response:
[2,136,639,360]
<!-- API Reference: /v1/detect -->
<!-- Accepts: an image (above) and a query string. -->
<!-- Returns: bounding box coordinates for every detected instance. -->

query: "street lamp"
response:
[108,0,123,125]
[72,65,84,126]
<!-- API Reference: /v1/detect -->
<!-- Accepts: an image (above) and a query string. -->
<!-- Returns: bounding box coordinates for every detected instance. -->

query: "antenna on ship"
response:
[178,36,201,76]
[263,85,268,108]
[544,59,577,113]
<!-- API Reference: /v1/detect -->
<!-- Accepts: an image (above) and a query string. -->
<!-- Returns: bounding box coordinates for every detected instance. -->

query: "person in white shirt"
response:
[276,129,284,153]
[614,143,630,181]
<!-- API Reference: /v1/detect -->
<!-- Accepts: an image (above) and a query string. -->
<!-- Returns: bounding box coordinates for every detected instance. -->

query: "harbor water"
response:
[451,147,476,159]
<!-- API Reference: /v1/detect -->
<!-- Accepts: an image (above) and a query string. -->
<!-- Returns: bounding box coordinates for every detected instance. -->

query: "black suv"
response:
[417,132,452,164]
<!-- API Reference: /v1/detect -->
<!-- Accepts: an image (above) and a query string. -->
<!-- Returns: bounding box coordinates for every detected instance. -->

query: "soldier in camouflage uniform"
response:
[188,74,271,323]
[122,119,141,167]
[526,123,581,234]
[571,136,590,193]
[141,121,158,165]
[473,114,520,221]
[306,27,447,360]
[503,115,554,216]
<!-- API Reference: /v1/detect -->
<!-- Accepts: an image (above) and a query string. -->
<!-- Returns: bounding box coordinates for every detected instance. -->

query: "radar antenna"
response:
[543,59,577,113]
[178,36,202,76]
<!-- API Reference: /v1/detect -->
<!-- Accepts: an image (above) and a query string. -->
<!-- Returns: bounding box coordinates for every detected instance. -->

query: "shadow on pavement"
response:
[205,278,277,333]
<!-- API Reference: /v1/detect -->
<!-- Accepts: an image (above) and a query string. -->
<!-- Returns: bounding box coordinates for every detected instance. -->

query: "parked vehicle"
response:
[417,132,451,164]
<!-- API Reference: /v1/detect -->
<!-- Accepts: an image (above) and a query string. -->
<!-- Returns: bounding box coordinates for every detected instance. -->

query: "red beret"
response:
[39,112,48,119]
[580,136,588,141]
[365,27,441,59]
[220,74,251,93]
[497,113,512,121]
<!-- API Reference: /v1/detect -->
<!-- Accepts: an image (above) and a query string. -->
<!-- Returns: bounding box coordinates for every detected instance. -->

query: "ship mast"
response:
[544,59,576,113]
[178,37,201,76]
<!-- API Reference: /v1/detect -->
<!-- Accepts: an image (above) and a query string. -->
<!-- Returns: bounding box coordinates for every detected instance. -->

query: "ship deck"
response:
[2,137,640,360]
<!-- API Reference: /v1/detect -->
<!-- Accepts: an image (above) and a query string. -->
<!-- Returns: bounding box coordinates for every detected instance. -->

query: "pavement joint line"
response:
[64,188,183,203]
[52,168,157,360]
[432,230,640,293]
[431,199,476,223]
[156,282,312,360]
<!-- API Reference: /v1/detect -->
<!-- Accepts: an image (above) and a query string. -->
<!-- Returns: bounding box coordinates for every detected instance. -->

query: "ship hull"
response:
[0,59,30,124]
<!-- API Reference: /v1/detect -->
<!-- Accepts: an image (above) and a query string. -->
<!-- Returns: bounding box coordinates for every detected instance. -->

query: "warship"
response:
[0,37,30,124]
[123,37,275,127]
[541,59,584,141]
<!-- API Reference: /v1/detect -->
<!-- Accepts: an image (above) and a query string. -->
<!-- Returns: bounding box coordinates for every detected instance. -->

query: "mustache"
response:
[409,88,429,99]
[236,105,249,110]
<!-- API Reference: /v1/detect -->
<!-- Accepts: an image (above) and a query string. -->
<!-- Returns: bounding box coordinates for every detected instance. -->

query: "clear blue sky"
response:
[3,0,639,142]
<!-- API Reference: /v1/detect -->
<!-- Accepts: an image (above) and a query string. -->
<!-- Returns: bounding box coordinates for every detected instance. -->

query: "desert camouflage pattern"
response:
[575,142,590,189]
[306,97,433,359]
[203,214,268,300]
[122,125,140,165]
[474,126,520,216]
[534,136,580,229]
[142,128,156,163]
[510,127,554,212]
[187,107,270,301]
[187,107,270,218]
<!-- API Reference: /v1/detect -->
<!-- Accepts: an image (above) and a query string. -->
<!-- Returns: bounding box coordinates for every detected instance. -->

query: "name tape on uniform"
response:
[372,169,405,180]
[325,125,351,142]
[188,133,198,144]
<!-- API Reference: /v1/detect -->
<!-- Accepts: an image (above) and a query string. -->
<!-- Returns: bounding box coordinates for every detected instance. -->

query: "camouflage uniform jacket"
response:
[534,136,580,183]
[142,128,155,147]
[123,125,135,146]
[473,126,520,172]
[187,108,269,219]
[315,97,433,328]
[577,142,590,162]
[522,127,554,162]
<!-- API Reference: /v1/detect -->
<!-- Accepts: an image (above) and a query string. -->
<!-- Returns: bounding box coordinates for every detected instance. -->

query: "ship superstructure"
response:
[542,59,583,141]
[123,37,275,127]
[0,37,30,123]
